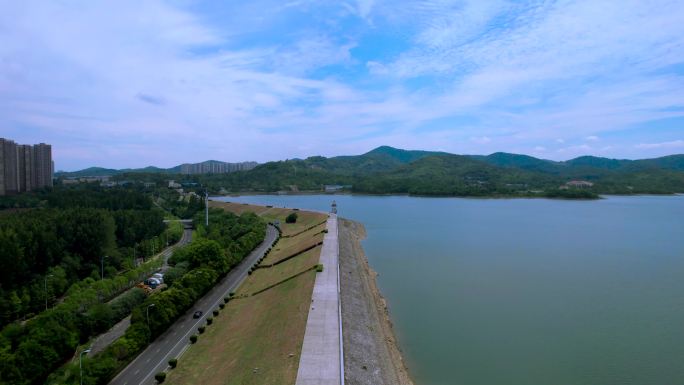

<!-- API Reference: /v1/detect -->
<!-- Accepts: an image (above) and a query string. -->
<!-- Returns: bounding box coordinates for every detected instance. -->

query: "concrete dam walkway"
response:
[295,213,344,385]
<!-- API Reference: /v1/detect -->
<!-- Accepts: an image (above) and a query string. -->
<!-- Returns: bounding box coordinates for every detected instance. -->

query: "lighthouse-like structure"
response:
[331,200,337,214]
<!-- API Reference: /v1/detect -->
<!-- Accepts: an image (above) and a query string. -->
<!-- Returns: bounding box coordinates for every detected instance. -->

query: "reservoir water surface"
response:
[215,195,684,385]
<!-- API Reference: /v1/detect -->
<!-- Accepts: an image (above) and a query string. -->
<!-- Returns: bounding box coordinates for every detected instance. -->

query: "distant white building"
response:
[565,180,594,188]
[324,184,352,193]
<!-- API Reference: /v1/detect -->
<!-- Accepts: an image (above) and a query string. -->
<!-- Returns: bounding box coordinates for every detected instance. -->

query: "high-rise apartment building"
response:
[180,160,258,174]
[0,138,53,196]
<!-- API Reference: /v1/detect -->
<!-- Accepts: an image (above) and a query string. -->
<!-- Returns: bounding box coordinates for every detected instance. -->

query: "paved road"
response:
[160,228,193,271]
[109,224,278,385]
[89,229,193,358]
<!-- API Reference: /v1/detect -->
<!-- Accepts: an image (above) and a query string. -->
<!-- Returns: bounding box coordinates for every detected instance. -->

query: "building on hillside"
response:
[565,180,594,188]
[179,160,258,174]
[323,184,352,193]
[0,138,53,196]
[324,185,344,193]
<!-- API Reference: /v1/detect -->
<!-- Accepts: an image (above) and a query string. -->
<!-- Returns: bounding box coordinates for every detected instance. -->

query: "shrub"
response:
[155,372,167,383]
[229,292,235,297]
[315,264,324,272]
[248,270,252,275]
[223,297,230,303]
[189,334,198,343]
[168,358,177,368]
[198,326,206,334]
[219,303,225,309]
[285,212,298,223]
[213,309,219,316]
[206,317,213,325]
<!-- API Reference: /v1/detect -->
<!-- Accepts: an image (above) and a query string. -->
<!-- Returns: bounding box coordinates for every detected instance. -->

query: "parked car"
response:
[193,310,203,319]
[146,278,161,289]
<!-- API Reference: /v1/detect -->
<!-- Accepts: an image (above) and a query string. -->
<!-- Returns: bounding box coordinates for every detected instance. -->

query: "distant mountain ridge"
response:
[204,146,684,197]
[56,160,254,177]
[56,146,684,197]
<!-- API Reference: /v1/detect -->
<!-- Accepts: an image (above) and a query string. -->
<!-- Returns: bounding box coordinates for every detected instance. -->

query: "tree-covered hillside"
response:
[93,146,684,197]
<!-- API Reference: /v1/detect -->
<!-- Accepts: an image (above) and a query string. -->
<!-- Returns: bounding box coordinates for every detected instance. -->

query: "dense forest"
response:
[0,187,175,327]
[0,186,196,385]
[103,146,684,198]
[0,184,254,385]
[42,208,265,385]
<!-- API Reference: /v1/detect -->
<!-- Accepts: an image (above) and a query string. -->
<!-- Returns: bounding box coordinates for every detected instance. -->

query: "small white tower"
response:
[331,200,337,214]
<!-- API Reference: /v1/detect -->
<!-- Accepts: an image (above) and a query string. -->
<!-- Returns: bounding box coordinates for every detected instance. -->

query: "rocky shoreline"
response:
[338,218,415,385]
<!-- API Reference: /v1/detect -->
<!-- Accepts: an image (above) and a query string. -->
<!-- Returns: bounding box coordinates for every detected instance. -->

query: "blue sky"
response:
[1,0,683,170]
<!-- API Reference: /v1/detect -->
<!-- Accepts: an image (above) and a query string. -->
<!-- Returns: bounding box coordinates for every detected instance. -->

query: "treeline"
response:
[0,186,189,327]
[0,258,161,385]
[109,148,684,198]
[159,191,204,219]
[45,209,266,385]
[0,208,116,326]
[0,208,167,327]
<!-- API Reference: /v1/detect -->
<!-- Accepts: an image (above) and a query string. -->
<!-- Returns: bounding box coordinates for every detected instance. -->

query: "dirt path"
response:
[339,219,415,385]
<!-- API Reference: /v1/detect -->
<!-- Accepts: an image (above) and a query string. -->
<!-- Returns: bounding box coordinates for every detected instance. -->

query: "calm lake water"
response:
[215,195,684,385]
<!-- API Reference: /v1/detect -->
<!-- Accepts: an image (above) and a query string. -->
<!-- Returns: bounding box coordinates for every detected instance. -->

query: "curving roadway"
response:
[109,224,278,385]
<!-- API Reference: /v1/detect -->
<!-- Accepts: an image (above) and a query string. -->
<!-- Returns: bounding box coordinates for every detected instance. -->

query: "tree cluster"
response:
[47,209,266,385]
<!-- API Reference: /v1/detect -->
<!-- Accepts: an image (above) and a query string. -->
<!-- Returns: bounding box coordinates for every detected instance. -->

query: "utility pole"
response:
[205,189,209,227]
[44,274,53,311]
[146,303,156,331]
[80,348,91,385]
[100,256,108,280]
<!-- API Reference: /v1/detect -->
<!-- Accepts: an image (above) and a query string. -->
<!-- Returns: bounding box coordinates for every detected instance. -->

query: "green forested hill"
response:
[72,146,684,198]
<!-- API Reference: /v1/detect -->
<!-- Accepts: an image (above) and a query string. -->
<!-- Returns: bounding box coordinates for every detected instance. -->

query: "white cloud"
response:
[2,0,684,168]
[470,136,492,144]
[366,61,388,75]
[356,0,376,20]
[379,0,684,142]
[635,140,684,149]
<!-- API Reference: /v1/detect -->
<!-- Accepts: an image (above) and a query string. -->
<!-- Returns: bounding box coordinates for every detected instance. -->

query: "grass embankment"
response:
[165,201,327,385]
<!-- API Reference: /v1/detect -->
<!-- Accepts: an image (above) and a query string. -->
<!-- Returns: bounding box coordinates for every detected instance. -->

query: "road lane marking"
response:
[122,226,277,385]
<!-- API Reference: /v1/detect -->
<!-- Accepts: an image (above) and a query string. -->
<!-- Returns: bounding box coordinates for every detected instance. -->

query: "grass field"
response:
[209,201,327,237]
[262,226,325,266]
[165,201,327,385]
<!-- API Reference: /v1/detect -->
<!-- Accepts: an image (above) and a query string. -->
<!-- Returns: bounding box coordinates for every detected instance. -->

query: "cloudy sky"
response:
[1,0,683,170]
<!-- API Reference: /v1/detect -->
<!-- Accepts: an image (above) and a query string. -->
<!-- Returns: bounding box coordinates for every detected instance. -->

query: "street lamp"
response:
[79,348,91,385]
[44,274,54,311]
[100,255,108,280]
[146,303,156,330]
